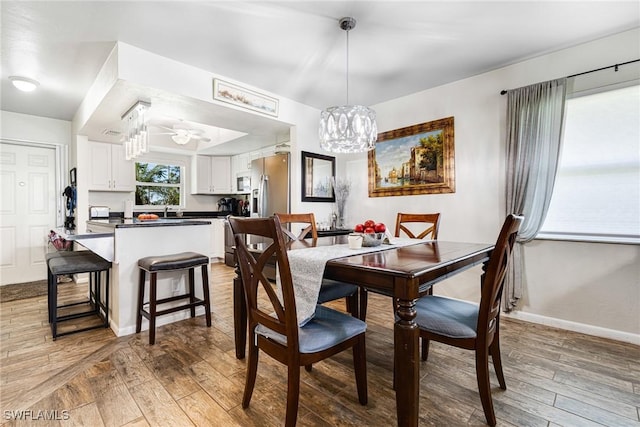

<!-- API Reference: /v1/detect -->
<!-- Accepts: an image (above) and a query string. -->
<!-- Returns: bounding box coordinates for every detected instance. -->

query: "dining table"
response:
[231,235,494,427]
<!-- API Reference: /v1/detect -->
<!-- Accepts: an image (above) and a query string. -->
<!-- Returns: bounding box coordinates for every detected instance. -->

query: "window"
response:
[539,83,640,243]
[135,161,183,207]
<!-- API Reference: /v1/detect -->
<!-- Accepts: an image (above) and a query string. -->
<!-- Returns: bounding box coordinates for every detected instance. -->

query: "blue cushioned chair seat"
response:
[317,279,358,304]
[256,305,366,353]
[415,296,479,339]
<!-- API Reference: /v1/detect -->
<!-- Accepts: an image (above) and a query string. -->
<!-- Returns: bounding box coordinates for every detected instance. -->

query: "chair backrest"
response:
[228,216,300,349]
[394,213,441,239]
[274,212,318,240]
[477,214,523,343]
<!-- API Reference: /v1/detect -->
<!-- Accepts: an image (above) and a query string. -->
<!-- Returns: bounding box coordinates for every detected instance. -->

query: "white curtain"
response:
[504,77,568,311]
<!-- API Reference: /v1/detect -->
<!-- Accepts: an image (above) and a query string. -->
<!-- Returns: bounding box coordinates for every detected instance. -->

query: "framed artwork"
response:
[301,151,335,202]
[213,79,279,117]
[69,167,77,186]
[368,117,455,197]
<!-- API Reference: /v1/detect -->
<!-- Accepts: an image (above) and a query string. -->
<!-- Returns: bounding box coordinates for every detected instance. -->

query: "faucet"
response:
[164,206,169,218]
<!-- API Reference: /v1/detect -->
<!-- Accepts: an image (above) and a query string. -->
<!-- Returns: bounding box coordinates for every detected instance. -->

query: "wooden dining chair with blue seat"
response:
[275,212,362,319]
[228,215,368,427]
[394,212,441,240]
[414,213,523,426]
[359,212,442,322]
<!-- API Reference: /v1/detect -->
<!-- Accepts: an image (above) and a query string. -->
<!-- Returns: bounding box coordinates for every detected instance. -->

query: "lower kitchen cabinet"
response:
[194,218,226,259]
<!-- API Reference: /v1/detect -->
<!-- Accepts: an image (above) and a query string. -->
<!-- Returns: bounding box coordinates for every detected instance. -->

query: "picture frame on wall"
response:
[368,117,455,197]
[213,78,279,117]
[301,151,336,202]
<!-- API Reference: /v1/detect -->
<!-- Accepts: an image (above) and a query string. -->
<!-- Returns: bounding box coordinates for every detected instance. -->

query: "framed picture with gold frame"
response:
[368,117,455,197]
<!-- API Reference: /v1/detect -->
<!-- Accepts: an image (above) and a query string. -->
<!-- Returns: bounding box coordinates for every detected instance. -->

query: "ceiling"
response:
[2,1,638,155]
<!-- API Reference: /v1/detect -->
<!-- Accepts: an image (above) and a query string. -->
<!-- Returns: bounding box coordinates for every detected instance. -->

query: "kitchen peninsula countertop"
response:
[72,218,212,337]
[87,218,211,229]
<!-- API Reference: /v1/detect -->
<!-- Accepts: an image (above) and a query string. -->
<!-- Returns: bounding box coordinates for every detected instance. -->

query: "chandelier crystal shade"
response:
[121,101,150,160]
[319,17,377,153]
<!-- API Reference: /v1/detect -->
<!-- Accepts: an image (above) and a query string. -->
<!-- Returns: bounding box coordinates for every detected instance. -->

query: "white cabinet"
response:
[88,142,135,192]
[191,155,231,194]
[193,218,226,259]
[231,153,251,194]
[231,153,251,177]
[212,219,226,259]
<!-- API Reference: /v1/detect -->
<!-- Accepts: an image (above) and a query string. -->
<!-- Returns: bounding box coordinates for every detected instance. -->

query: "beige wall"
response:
[337,28,640,343]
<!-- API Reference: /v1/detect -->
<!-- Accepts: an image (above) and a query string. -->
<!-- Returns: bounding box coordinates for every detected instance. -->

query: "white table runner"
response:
[277,237,426,325]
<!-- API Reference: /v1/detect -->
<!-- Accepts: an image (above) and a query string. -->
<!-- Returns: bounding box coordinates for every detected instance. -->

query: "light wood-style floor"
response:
[1,263,638,426]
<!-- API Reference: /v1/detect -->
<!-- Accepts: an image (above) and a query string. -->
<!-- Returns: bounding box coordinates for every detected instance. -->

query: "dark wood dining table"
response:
[232,236,494,427]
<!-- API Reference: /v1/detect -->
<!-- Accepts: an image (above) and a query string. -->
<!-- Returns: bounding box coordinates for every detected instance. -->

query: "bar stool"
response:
[136,251,211,345]
[47,251,111,340]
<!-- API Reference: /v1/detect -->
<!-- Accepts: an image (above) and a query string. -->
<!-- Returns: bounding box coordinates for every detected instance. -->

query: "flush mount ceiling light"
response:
[121,101,150,160]
[9,76,40,92]
[319,17,377,154]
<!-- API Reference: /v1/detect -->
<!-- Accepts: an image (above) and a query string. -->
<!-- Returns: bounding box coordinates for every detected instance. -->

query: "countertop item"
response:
[89,206,109,219]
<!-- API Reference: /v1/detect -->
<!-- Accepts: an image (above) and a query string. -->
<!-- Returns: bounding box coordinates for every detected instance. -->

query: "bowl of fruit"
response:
[353,219,387,247]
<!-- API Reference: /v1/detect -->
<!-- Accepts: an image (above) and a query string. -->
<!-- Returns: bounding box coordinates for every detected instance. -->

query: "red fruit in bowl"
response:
[374,223,386,233]
[354,223,365,233]
[363,219,376,228]
[364,226,375,234]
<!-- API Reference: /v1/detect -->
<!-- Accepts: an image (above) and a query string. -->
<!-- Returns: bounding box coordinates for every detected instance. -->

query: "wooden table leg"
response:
[233,271,247,359]
[394,297,419,427]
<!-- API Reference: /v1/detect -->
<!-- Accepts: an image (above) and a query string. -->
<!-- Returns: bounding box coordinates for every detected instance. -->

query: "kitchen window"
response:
[135,161,183,208]
[538,82,639,244]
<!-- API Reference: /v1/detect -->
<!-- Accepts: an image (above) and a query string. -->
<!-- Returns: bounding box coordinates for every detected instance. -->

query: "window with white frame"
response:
[135,161,183,208]
[539,82,640,243]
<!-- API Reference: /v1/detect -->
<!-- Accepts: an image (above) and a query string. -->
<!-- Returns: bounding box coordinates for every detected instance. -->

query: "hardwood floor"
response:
[1,263,638,426]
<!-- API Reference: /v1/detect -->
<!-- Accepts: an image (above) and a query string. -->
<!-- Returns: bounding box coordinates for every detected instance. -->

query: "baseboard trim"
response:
[503,310,640,345]
[111,306,206,337]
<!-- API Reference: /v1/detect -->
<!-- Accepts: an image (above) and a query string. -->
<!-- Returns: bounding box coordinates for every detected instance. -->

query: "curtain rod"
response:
[500,58,640,95]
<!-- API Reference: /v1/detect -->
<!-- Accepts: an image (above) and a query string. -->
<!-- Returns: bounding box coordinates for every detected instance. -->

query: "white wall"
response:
[338,28,640,343]
[1,110,71,145]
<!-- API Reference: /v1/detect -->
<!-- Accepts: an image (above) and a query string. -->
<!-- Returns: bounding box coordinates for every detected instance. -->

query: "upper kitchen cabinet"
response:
[191,155,231,194]
[231,153,251,177]
[88,142,135,192]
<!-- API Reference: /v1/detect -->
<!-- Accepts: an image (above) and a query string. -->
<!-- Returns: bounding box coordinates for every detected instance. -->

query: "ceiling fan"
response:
[153,125,211,145]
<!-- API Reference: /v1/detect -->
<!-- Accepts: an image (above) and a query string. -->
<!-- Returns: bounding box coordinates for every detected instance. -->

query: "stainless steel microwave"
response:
[237,176,250,193]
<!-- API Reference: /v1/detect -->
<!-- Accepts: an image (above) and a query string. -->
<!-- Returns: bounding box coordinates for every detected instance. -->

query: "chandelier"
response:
[121,101,150,160]
[319,17,377,153]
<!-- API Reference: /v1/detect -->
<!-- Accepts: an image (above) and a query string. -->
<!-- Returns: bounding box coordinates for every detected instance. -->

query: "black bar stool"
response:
[136,251,211,345]
[47,251,111,340]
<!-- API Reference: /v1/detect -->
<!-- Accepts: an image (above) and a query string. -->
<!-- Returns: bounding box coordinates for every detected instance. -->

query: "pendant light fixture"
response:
[319,17,377,153]
[121,101,150,160]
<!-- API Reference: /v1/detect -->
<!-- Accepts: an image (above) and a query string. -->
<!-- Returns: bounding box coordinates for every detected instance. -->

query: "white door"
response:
[0,143,57,285]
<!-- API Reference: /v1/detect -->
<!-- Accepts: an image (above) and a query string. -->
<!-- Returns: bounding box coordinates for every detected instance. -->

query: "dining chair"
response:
[414,213,523,426]
[275,212,362,319]
[360,212,442,322]
[228,216,368,427]
[394,212,441,240]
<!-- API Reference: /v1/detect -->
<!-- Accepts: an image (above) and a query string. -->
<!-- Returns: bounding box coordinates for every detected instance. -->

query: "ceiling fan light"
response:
[9,76,39,92]
[171,134,191,145]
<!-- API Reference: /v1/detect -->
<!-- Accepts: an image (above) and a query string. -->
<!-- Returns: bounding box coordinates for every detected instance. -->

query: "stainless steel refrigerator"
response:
[250,153,290,218]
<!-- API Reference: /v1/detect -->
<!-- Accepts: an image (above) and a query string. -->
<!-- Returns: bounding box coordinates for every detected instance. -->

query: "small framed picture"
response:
[69,167,77,186]
[213,78,279,117]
